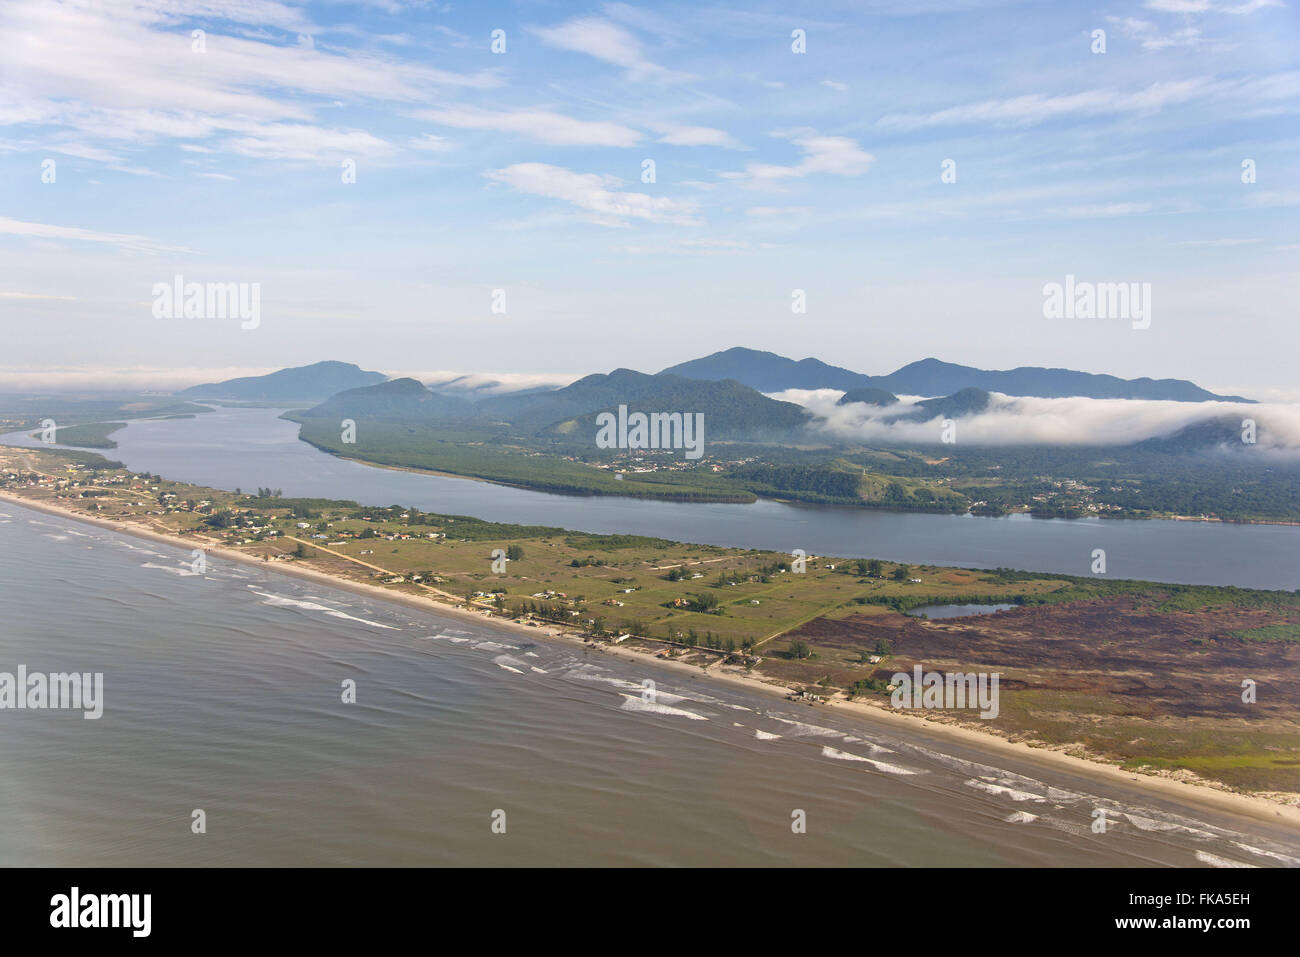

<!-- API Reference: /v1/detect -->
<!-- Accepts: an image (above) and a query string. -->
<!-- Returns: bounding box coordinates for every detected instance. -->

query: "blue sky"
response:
[0,0,1297,395]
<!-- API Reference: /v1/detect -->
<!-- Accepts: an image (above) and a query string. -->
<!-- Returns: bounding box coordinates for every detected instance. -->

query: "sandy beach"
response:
[4,487,1299,831]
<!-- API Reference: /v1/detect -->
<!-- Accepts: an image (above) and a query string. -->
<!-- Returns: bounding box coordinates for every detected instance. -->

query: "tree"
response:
[788,639,812,660]
[686,592,719,613]
[506,544,525,562]
[891,564,910,582]
[867,559,884,578]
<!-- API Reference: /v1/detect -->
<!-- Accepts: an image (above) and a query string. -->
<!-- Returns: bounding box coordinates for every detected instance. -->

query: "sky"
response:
[0,0,1297,396]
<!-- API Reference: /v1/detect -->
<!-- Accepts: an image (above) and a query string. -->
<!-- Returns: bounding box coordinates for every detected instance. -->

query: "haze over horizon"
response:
[1,349,1292,403]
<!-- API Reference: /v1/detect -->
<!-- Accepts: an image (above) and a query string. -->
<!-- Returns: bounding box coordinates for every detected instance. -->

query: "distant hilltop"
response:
[661,347,1252,403]
[179,360,387,402]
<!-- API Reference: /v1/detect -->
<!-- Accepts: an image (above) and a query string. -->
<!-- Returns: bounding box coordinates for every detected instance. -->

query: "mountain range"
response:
[174,347,1259,456]
[305,368,810,442]
[661,348,1251,403]
[182,350,1251,408]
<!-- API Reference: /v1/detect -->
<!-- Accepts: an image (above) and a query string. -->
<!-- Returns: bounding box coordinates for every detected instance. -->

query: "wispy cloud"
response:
[529,16,689,82]
[485,163,700,227]
[0,0,498,167]
[0,216,191,253]
[876,79,1218,129]
[416,106,642,147]
[650,123,743,148]
[721,131,873,189]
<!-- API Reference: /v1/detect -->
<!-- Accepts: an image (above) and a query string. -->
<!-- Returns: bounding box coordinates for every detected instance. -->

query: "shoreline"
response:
[268,428,1300,529]
[5,487,1299,833]
[309,444,1300,528]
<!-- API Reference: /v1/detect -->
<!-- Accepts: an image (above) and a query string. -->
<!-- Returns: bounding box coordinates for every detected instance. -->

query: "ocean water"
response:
[1,501,1296,867]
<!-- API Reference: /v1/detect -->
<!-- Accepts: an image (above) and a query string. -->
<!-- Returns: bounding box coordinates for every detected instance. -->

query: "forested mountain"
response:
[180,361,387,401]
[660,347,872,392]
[662,348,1249,402]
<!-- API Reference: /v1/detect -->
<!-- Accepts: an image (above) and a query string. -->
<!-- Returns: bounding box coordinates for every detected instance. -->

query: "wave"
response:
[618,693,708,720]
[822,745,918,775]
[141,562,201,577]
[247,587,398,630]
[1195,850,1257,869]
[966,778,1046,802]
[493,655,526,675]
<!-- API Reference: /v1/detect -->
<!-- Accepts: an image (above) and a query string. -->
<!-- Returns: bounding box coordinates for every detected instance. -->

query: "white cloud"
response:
[651,123,743,148]
[877,79,1220,129]
[529,16,688,82]
[778,389,1300,452]
[0,0,498,166]
[485,163,700,227]
[721,131,873,189]
[0,217,190,253]
[408,133,453,152]
[416,107,642,147]
[221,123,394,160]
[419,370,578,395]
